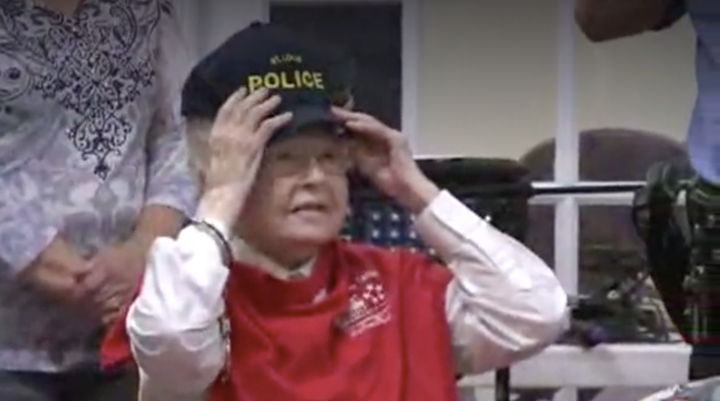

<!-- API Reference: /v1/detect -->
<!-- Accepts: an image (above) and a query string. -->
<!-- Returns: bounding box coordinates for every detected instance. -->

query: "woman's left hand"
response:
[332,107,440,214]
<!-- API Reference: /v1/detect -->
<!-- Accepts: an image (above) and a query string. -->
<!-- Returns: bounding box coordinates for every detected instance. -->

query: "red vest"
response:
[102,240,459,401]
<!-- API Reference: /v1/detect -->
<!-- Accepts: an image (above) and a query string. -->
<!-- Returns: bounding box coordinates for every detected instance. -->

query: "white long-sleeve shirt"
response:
[127,190,568,400]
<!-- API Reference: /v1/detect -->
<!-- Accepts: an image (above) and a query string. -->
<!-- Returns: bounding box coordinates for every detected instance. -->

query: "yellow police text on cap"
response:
[246,70,325,92]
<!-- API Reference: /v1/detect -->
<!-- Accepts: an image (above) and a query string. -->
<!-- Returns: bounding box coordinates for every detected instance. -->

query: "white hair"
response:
[185,117,213,183]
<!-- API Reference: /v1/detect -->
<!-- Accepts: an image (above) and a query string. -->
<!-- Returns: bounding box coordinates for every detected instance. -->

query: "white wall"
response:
[175,0,267,60]
[573,17,695,141]
[416,0,696,159]
[416,0,561,158]
[177,0,697,160]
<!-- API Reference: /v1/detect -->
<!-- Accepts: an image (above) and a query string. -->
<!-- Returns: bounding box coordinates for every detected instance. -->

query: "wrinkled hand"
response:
[203,87,292,198]
[332,107,439,213]
[197,87,292,226]
[82,240,146,325]
[22,236,95,304]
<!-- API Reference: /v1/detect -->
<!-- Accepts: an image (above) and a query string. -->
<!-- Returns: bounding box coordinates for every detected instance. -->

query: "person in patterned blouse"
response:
[0,0,197,400]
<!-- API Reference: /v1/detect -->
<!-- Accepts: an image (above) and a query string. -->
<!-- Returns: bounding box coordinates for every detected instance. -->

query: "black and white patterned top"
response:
[0,0,197,371]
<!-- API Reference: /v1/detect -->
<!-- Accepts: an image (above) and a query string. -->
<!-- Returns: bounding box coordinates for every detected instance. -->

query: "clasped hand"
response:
[22,237,145,325]
[81,239,146,325]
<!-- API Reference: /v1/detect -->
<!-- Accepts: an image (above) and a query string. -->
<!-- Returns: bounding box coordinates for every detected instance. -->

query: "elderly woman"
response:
[102,22,568,401]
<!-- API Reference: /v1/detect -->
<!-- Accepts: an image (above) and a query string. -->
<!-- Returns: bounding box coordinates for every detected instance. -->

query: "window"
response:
[524,128,687,335]
[518,129,690,399]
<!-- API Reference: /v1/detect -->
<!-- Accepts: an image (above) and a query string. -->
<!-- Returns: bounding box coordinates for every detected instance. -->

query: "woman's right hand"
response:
[198,87,292,226]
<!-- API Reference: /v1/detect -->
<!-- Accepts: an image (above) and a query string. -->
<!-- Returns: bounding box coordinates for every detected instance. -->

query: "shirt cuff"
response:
[177,225,228,273]
[652,0,686,31]
[413,190,508,270]
[131,225,229,331]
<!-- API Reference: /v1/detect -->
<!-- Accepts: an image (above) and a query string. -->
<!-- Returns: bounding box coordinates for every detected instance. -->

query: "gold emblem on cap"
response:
[270,53,303,65]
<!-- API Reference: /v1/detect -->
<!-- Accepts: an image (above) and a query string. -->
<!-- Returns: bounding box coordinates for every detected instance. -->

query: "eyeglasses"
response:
[262,148,352,177]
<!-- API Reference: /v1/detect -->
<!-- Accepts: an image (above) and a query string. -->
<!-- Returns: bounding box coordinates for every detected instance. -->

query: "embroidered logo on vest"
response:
[335,269,391,336]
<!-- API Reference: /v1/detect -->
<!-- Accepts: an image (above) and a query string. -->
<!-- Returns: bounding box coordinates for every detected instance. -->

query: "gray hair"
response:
[185,117,213,183]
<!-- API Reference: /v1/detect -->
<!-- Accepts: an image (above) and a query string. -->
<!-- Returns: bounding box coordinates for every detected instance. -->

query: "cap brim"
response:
[270,105,345,143]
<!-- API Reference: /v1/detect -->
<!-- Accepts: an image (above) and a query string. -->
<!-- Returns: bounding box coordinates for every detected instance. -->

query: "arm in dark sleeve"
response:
[652,0,687,31]
[575,0,679,41]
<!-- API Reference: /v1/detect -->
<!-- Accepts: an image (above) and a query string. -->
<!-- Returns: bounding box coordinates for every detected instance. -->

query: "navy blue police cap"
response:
[181,21,355,143]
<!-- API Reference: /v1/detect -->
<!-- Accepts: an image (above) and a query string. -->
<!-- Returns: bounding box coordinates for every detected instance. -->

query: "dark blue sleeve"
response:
[652,0,687,31]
